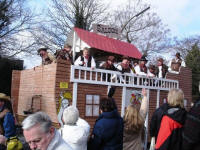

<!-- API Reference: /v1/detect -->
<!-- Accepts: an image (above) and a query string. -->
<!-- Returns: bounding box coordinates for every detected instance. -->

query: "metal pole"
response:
[72,82,78,107]
[72,30,76,62]
[121,86,126,117]
[156,90,160,108]
[121,6,150,33]
[144,89,150,150]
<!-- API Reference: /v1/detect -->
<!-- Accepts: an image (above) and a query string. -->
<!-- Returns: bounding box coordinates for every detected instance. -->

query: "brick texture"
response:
[12,62,192,134]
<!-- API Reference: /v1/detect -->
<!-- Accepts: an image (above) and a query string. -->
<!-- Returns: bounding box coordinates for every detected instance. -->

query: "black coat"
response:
[182,99,200,150]
[155,106,187,150]
[88,109,123,150]
[150,103,169,141]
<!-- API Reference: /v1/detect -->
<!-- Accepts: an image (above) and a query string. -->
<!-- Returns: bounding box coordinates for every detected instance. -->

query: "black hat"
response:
[37,48,48,54]
[140,55,148,61]
[176,52,181,57]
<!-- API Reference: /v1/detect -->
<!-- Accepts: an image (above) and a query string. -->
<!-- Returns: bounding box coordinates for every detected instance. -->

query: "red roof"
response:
[74,27,142,59]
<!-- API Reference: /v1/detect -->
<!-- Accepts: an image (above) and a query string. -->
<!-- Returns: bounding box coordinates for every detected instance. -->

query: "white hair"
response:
[62,106,79,125]
[22,111,52,133]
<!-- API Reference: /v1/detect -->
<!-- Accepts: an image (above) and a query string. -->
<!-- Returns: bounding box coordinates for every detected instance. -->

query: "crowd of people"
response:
[0,87,199,150]
[37,45,186,79]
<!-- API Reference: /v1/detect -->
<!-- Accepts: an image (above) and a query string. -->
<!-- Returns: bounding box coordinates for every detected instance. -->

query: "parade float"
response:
[11,27,192,149]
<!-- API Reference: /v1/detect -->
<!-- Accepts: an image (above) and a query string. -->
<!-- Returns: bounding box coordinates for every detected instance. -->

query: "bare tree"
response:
[31,0,109,51]
[172,35,200,59]
[0,0,38,58]
[110,0,170,57]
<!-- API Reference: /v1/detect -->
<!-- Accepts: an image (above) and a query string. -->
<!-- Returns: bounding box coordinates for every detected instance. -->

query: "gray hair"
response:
[22,112,52,133]
[62,106,79,125]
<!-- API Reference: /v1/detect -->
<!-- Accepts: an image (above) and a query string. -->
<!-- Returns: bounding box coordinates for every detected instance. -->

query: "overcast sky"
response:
[24,0,200,68]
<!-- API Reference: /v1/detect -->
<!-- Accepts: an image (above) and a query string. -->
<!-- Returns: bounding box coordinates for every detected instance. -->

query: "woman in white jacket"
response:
[59,106,90,150]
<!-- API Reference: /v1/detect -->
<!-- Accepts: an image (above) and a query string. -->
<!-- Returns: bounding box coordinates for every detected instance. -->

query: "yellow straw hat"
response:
[0,93,10,101]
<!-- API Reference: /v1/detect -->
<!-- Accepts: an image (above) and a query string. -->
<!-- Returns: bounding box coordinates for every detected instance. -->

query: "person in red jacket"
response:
[155,89,187,150]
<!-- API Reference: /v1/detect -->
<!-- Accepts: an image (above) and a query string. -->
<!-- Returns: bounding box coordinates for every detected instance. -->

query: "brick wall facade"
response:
[12,62,192,130]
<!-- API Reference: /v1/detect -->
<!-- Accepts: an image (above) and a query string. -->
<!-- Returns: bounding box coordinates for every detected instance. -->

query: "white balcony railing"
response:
[70,65,179,90]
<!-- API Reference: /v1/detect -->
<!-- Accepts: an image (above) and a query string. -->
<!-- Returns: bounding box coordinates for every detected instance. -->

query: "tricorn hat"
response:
[176,52,181,57]
[37,48,48,54]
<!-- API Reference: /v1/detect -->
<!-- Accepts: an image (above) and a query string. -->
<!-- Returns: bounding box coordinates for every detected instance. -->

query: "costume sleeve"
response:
[181,61,186,67]
[48,53,56,62]
[74,56,83,66]
[139,96,148,119]
[134,65,147,76]
[99,62,105,68]
[91,57,96,68]
[116,64,122,71]
[3,113,16,138]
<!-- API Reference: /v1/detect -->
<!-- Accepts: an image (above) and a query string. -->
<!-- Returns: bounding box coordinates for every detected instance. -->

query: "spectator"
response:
[55,44,73,64]
[155,58,168,78]
[22,111,72,150]
[37,48,55,65]
[74,47,96,69]
[88,98,123,150]
[182,87,200,150]
[123,88,148,150]
[59,106,90,150]
[155,89,187,150]
[0,93,23,150]
[134,55,147,76]
[0,93,16,139]
[169,52,186,72]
